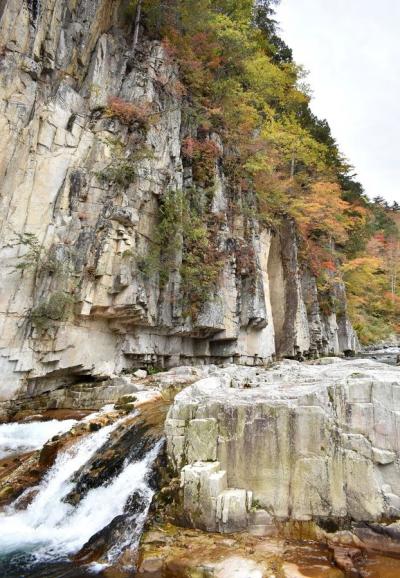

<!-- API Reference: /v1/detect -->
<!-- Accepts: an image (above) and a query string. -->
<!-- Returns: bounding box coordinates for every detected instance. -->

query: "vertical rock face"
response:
[166,359,400,532]
[0,0,357,402]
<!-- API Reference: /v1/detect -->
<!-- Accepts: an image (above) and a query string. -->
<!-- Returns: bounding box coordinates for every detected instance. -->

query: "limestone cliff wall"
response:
[0,0,358,401]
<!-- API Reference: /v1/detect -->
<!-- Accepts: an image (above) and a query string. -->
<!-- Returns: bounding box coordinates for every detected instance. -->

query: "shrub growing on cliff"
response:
[97,159,137,189]
[30,291,74,331]
[10,232,41,272]
[10,233,73,279]
[105,97,154,130]
[125,0,399,340]
[143,188,223,317]
[182,137,220,189]
[97,139,154,189]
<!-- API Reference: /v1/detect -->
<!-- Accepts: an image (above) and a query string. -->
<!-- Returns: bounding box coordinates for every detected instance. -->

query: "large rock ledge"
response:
[165,358,400,534]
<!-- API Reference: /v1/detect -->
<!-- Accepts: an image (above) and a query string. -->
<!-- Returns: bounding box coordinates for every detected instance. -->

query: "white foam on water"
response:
[0,419,77,460]
[0,416,161,567]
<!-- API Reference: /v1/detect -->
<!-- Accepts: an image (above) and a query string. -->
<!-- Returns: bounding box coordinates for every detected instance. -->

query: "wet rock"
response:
[249,510,275,537]
[353,522,400,555]
[38,440,60,467]
[137,555,164,574]
[0,484,13,501]
[213,556,265,578]
[331,547,364,577]
[66,402,168,505]
[142,530,171,545]
[74,516,127,564]
[114,392,138,413]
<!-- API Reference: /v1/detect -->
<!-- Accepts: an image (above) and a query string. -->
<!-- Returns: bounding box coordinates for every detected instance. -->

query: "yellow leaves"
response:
[341,256,382,275]
[263,115,329,174]
[341,253,400,343]
[244,55,290,101]
[151,0,395,338]
[213,80,261,141]
[211,12,253,53]
[290,181,351,243]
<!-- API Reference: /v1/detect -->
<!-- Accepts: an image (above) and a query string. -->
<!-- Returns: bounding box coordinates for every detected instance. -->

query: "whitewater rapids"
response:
[0,419,77,460]
[0,416,162,569]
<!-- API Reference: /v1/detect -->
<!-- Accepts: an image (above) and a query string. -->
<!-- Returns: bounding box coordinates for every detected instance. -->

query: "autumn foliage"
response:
[128,0,400,340]
[105,97,154,129]
[343,215,400,342]
[182,137,220,186]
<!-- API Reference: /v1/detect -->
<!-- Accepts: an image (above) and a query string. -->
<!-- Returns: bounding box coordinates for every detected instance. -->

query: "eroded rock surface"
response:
[0,0,357,405]
[0,365,206,421]
[166,358,400,532]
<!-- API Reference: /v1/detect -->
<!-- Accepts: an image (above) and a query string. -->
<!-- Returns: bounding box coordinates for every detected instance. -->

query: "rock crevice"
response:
[166,359,400,532]
[0,0,357,402]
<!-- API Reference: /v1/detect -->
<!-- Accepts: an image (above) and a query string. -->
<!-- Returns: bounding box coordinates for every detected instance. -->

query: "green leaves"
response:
[124,0,397,336]
[30,292,74,332]
[144,189,223,317]
[10,232,41,272]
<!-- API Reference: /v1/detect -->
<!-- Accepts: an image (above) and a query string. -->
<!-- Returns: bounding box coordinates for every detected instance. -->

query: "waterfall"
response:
[0,419,77,460]
[0,416,163,575]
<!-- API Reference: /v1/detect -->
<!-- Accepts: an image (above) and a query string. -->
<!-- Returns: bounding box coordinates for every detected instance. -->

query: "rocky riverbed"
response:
[166,358,400,530]
[358,343,400,366]
[2,357,400,577]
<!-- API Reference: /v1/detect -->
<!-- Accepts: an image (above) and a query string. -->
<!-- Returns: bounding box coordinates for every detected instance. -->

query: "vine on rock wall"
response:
[10,233,76,334]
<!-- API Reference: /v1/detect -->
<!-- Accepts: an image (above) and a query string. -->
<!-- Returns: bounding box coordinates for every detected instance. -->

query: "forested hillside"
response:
[343,199,400,342]
[128,0,400,343]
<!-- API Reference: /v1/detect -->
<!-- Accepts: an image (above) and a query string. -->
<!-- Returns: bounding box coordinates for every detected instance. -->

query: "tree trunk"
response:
[132,0,142,52]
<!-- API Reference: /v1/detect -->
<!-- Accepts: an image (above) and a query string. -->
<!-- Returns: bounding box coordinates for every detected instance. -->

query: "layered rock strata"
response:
[0,0,357,403]
[166,358,400,533]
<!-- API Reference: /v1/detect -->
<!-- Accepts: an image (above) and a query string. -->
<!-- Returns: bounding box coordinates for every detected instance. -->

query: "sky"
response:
[276,0,400,204]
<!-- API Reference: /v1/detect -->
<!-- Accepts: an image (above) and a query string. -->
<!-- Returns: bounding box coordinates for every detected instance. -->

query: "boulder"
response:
[166,358,400,531]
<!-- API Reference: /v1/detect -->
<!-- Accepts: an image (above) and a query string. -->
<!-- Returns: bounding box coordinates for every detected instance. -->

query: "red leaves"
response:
[182,137,220,160]
[106,97,153,128]
[182,137,220,186]
[322,260,337,272]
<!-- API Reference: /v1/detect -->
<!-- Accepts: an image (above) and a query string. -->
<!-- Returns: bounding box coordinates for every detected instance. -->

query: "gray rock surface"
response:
[0,0,358,403]
[166,358,400,531]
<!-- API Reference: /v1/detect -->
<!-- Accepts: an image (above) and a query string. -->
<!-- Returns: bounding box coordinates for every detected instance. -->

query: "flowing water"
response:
[2,361,400,577]
[359,345,400,365]
[0,414,163,577]
[0,419,77,459]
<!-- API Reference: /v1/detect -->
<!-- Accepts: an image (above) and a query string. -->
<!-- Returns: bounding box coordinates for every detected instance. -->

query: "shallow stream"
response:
[0,410,163,577]
[2,364,400,577]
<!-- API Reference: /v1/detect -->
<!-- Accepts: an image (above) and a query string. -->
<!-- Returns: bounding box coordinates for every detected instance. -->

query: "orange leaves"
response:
[164,28,221,95]
[191,32,222,71]
[341,256,382,275]
[303,242,338,279]
[182,137,220,160]
[321,259,336,272]
[383,291,400,304]
[290,181,351,243]
[182,137,220,187]
[105,97,154,129]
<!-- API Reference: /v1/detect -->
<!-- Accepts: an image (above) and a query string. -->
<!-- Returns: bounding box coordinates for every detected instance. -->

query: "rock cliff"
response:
[0,0,358,404]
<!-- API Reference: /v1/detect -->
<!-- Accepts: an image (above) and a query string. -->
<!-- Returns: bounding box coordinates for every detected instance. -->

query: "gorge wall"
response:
[0,0,358,402]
